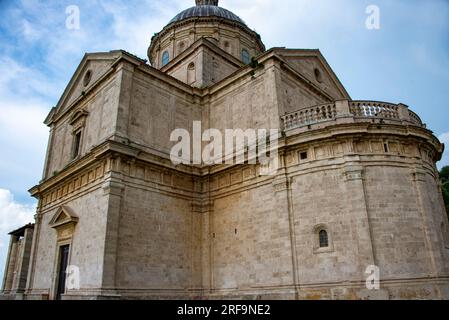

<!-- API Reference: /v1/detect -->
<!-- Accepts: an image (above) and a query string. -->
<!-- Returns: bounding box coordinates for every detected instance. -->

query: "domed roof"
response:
[169,4,246,26]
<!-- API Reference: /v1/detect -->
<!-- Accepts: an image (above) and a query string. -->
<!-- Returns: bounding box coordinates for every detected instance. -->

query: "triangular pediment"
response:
[277,49,351,100]
[47,51,123,124]
[49,206,79,229]
[162,38,244,73]
[160,38,244,88]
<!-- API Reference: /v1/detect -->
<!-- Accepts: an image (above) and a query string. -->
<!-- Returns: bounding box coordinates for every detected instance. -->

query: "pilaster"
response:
[343,165,376,278]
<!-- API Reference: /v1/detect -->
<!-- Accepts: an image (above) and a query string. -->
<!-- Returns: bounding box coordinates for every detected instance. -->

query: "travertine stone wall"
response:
[167,44,240,88]
[44,72,121,179]
[124,68,202,156]
[28,185,109,299]
[201,48,240,86]
[210,182,295,294]
[2,239,18,293]
[149,20,264,69]
[14,50,449,300]
[291,167,368,284]
[364,166,432,277]
[279,70,329,114]
[280,55,347,101]
[62,59,116,113]
[115,184,201,293]
[193,124,447,300]
[167,51,202,86]
[207,62,282,132]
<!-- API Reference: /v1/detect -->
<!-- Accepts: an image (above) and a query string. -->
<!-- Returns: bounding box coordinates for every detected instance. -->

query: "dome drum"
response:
[148,0,265,68]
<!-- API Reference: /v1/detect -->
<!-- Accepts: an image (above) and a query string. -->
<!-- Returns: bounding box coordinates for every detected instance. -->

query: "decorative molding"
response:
[344,166,364,181]
[49,206,78,242]
[49,206,79,229]
[69,109,89,130]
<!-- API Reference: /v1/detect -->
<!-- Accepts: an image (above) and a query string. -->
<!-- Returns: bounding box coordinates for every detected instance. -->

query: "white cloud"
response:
[0,100,49,148]
[439,132,449,144]
[0,56,62,100]
[21,18,43,42]
[0,99,49,197]
[0,189,35,237]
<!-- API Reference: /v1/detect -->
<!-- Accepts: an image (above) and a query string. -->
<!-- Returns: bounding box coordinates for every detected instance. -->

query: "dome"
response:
[169,5,246,26]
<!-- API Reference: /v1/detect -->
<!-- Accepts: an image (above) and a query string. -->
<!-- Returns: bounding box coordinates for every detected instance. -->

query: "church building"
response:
[2,0,449,300]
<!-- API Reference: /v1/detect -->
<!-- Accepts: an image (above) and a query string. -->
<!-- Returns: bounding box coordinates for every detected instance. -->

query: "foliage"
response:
[440,166,449,183]
[440,166,449,218]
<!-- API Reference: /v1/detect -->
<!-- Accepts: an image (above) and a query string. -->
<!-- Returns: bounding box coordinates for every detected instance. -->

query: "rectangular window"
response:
[300,152,308,161]
[72,131,82,159]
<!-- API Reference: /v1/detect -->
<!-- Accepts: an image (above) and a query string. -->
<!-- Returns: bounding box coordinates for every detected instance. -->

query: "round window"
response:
[83,70,92,87]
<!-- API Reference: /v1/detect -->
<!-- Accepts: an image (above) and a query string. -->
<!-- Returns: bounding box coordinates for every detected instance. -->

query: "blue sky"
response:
[0,0,448,284]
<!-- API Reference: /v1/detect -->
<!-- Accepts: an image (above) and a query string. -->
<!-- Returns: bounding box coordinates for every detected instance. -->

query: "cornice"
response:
[160,37,244,73]
[148,16,265,62]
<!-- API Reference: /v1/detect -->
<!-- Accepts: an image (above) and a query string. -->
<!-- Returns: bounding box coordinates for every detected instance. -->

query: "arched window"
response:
[187,62,196,85]
[178,41,185,54]
[241,49,250,64]
[319,229,329,248]
[162,51,170,67]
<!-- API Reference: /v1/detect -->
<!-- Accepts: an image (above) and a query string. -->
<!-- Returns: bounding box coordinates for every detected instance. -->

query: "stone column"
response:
[271,152,299,299]
[13,228,34,294]
[1,235,18,293]
[194,196,212,296]
[343,165,376,277]
[412,169,443,283]
[100,157,125,298]
[343,165,390,299]
[25,213,42,297]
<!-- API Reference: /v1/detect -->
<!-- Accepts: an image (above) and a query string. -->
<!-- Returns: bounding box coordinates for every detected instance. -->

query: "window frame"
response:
[187,62,196,85]
[319,229,329,248]
[162,51,170,67]
[71,129,83,160]
[241,49,250,65]
[313,224,334,254]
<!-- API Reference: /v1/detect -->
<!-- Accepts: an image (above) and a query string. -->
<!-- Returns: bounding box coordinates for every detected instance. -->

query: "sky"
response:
[0,0,448,284]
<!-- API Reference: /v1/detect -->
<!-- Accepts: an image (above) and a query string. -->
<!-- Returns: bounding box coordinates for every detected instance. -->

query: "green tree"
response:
[440,166,449,218]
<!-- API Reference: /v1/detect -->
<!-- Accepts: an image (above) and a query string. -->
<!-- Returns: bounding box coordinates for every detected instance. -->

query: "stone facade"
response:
[1,224,34,300]
[2,0,449,300]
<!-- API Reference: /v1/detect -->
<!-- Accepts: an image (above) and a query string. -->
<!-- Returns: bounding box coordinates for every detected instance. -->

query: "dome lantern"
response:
[196,0,219,5]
